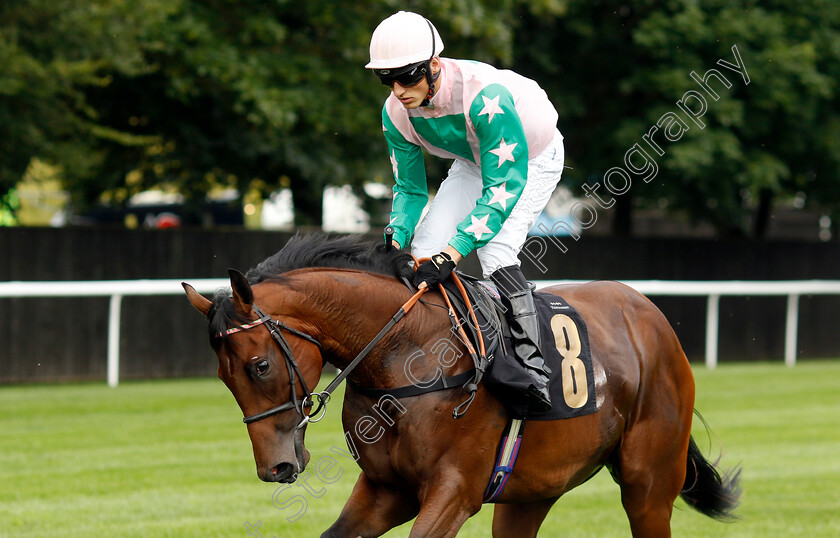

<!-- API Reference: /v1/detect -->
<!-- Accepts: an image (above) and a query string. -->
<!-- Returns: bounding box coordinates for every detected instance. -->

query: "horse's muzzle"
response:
[264,461,297,483]
[260,435,310,483]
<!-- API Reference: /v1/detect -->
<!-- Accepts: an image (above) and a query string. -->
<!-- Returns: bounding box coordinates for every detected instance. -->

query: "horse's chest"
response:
[342,399,434,485]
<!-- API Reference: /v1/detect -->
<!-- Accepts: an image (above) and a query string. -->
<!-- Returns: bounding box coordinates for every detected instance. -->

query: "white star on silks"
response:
[465,214,493,241]
[478,94,505,124]
[488,139,518,168]
[390,150,399,180]
[488,182,516,211]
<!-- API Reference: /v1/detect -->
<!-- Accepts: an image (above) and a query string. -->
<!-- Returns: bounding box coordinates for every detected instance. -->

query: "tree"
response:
[0,0,522,225]
[0,0,161,215]
[512,0,840,237]
[3,0,838,235]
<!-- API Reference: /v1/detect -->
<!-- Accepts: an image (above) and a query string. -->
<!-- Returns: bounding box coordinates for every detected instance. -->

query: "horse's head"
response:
[183,269,324,483]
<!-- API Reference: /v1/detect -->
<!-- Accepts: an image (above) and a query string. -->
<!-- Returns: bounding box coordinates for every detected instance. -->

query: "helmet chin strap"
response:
[420,62,441,107]
[420,17,440,107]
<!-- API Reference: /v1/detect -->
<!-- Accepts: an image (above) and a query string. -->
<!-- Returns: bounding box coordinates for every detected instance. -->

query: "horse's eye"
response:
[254,359,270,377]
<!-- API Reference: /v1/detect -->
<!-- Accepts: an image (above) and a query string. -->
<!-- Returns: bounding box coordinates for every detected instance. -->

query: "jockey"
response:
[367,11,565,412]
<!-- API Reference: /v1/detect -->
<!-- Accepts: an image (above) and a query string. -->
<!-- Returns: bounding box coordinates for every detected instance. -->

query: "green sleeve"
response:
[448,84,529,256]
[382,105,427,249]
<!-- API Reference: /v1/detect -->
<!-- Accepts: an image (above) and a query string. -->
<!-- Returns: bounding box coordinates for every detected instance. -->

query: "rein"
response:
[319,286,427,399]
[221,287,428,428]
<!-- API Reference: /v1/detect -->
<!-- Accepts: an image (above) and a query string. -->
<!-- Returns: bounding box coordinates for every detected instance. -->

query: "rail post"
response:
[784,293,800,367]
[705,294,720,369]
[107,294,123,387]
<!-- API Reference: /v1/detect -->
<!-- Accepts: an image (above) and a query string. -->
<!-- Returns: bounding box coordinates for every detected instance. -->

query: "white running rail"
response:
[0,279,228,387]
[2,279,840,386]
[539,280,840,368]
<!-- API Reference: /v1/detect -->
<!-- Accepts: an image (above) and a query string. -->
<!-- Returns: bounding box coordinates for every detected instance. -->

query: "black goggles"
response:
[373,62,427,87]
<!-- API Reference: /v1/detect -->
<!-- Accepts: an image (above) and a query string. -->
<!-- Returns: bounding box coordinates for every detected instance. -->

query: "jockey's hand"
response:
[413,251,456,289]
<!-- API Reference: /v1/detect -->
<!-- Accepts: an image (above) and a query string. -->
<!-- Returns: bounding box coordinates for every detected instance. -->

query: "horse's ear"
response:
[228,268,254,315]
[182,282,212,316]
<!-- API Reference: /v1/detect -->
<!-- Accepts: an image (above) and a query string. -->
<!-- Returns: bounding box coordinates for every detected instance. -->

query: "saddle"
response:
[438,272,599,421]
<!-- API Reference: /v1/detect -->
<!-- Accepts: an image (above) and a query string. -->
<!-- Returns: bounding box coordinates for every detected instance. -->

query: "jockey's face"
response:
[390,78,428,109]
[388,58,440,110]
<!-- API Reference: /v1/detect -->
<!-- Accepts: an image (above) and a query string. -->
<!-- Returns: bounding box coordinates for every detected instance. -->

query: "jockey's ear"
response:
[430,57,441,75]
[228,268,254,316]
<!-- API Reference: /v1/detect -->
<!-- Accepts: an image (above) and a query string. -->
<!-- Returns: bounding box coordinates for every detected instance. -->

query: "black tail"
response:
[680,434,742,520]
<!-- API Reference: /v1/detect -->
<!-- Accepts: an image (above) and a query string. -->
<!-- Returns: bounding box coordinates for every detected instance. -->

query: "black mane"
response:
[207,233,414,347]
[245,233,415,284]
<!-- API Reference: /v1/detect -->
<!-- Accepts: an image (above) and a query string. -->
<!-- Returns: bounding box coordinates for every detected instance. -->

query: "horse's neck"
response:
[280,270,420,373]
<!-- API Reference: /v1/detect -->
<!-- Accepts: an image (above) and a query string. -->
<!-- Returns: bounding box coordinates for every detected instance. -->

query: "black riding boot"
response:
[491,265,552,412]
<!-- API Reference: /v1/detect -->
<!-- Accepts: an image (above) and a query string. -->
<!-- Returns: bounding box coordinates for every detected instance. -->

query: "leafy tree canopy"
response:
[1,0,838,236]
[515,0,840,236]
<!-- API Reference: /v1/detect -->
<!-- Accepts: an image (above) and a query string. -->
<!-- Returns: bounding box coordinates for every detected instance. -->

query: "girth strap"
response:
[347,369,477,400]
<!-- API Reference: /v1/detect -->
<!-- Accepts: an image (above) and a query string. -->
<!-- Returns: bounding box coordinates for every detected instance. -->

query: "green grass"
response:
[1,361,839,537]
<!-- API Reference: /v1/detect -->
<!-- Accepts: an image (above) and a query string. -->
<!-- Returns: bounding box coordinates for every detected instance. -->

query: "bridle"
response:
[219,288,427,429]
[218,304,328,428]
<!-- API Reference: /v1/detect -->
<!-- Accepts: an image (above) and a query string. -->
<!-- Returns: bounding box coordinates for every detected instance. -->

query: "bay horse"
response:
[183,233,740,537]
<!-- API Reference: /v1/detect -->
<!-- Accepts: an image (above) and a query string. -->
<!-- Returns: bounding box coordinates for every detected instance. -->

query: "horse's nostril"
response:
[270,462,296,482]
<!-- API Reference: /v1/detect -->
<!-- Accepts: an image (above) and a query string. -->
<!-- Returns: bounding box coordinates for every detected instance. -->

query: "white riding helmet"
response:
[366,11,444,69]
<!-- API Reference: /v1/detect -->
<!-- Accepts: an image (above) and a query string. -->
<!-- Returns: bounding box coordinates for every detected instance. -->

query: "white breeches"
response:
[411,130,565,276]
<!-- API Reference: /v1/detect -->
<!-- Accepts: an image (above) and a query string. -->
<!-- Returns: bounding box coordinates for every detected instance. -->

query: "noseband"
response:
[218,305,328,428]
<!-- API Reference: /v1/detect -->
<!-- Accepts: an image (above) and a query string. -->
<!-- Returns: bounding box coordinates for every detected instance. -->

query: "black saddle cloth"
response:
[441,277,599,421]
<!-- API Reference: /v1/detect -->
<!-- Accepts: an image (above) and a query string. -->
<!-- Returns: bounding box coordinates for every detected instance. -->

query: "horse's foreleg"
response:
[408,477,483,538]
[491,498,558,538]
[321,472,418,538]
